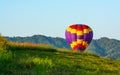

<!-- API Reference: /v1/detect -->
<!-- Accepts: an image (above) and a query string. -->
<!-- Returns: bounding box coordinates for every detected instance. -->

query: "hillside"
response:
[6,35,70,49]
[1,42,120,75]
[6,35,120,60]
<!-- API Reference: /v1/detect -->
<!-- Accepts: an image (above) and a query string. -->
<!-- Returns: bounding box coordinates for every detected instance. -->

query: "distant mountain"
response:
[6,35,120,60]
[87,37,120,60]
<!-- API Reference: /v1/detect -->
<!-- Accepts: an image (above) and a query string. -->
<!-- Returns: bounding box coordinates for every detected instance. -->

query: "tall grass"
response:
[7,42,57,52]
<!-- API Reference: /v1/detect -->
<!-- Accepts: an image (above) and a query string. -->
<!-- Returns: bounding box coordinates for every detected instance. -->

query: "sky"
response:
[0,0,120,40]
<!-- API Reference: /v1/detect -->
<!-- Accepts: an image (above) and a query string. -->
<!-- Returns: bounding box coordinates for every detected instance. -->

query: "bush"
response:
[0,34,7,50]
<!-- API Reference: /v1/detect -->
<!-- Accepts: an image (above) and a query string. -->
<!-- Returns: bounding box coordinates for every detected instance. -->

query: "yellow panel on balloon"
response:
[77,31,83,35]
[83,29,89,34]
[82,41,88,47]
[77,39,83,44]
[72,41,77,46]
[71,29,77,34]
[70,44,74,49]
[67,27,72,32]
[70,41,77,48]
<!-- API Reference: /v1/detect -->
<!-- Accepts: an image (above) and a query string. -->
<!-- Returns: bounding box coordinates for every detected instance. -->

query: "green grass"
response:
[0,42,120,75]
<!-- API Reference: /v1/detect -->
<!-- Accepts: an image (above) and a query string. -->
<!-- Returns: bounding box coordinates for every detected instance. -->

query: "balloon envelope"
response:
[65,24,93,51]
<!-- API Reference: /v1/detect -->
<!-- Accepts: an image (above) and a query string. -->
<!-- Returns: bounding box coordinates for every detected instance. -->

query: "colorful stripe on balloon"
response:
[65,24,93,51]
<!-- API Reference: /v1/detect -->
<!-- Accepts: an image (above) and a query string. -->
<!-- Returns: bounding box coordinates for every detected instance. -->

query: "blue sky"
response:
[0,0,120,40]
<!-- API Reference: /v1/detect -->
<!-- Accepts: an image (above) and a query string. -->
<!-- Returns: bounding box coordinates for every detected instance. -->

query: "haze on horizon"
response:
[0,0,120,40]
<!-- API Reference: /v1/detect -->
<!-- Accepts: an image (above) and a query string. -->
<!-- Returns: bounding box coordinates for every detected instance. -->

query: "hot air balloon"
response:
[65,24,93,51]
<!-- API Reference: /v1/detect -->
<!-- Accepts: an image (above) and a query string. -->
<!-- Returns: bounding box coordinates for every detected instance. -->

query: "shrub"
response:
[0,34,7,50]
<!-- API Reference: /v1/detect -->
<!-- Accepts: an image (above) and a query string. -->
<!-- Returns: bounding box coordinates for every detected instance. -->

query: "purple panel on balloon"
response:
[71,33,77,41]
[77,35,83,39]
[83,33,89,41]
[65,31,72,44]
[87,32,93,44]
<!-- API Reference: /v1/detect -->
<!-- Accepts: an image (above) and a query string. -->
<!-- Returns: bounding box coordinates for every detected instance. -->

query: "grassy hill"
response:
[0,42,120,75]
[6,35,120,60]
